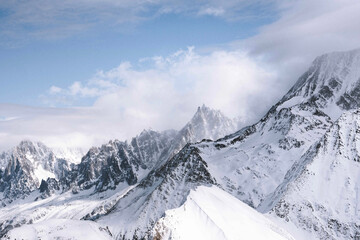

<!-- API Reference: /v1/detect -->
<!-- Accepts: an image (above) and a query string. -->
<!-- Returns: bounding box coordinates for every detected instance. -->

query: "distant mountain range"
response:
[2,49,360,240]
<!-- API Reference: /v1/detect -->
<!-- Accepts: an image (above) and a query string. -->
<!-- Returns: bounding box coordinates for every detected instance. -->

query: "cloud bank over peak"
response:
[14,47,275,151]
[0,47,281,151]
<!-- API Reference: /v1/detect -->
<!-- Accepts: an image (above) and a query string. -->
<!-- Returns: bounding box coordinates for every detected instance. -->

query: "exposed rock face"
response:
[0,141,72,204]
[60,105,238,194]
[38,178,60,199]
[71,130,175,192]
[92,144,216,239]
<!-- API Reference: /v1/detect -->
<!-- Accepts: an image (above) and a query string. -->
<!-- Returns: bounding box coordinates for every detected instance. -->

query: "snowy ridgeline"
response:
[5,186,294,240]
[2,49,360,240]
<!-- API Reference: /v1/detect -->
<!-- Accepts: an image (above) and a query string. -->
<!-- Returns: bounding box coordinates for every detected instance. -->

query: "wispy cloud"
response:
[0,0,277,46]
[241,0,360,85]
[198,7,225,17]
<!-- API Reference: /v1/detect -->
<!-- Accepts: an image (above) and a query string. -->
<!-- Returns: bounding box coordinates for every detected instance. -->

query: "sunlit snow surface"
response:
[6,219,112,240]
[2,185,296,240]
[263,109,360,239]
[153,185,295,240]
[0,185,134,239]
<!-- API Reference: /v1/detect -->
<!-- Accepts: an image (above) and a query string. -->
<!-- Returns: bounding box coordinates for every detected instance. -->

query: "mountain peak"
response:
[182,105,238,142]
[196,104,210,112]
[313,47,360,65]
[278,48,360,120]
[18,139,45,149]
[193,104,212,119]
[138,128,155,137]
[13,140,51,158]
[191,104,222,121]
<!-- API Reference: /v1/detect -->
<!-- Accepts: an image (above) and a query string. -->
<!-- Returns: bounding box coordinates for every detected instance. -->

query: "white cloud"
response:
[45,47,279,127]
[0,47,278,151]
[198,7,225,17]
[241,0,360,87]
[49,86,62,94]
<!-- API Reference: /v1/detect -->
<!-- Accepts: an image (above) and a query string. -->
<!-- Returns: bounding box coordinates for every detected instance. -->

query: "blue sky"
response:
[0,1,277,107]
[1,0,360,150]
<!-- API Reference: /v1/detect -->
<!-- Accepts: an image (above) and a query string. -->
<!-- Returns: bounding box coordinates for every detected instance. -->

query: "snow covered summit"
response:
[279,48,360,119]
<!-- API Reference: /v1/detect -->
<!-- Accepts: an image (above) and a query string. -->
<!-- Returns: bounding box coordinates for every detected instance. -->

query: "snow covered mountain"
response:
[155,104,239,163]
[89,49,360,239]
[198,102,332,208]
[2,49,360,240]
[0,105,237,204]
[87,103,331,238]
[0,105,239,238]
[191,49,360,239]
[56,105,238,194]
[89,143,216,239]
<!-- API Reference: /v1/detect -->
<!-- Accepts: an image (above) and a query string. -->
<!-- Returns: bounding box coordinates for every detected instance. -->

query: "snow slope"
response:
[0,183,133,238]
[5,219,112,240]
[153,185,295,240]
[196,102,332,208]
[262,109,360,240]
[52,147,85,164]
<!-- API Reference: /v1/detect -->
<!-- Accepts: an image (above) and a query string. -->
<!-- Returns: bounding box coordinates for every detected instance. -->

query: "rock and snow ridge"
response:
[278,48,360,120]
[60,104,239,195]
[198,102,332,208]
[262,109,360,240]
[0,105,238,203]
